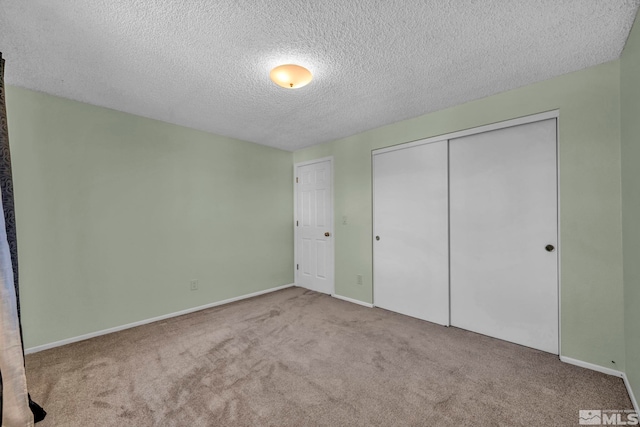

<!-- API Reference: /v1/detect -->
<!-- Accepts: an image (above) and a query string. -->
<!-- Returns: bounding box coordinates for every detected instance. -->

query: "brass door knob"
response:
[325,232,330,237]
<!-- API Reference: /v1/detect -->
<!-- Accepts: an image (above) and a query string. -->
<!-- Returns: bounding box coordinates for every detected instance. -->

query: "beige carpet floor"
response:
[25,287,632,426]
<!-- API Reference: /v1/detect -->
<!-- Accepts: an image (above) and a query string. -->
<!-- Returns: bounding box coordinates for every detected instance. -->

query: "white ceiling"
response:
[1,1,639,151]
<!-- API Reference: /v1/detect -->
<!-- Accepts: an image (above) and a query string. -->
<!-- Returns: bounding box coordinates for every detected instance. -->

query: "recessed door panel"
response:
[301,191,312,227]
[316,240,327,278]
[316,189,326,227]
[301,238,312,276]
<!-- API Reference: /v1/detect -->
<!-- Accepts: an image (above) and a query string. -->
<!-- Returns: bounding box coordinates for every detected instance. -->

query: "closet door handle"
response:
[375,236,380,241]
[545,244,555,252]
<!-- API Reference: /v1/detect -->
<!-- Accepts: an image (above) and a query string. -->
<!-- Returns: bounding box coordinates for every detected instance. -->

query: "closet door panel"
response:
[373,140,449,325]
[449,119,558,353]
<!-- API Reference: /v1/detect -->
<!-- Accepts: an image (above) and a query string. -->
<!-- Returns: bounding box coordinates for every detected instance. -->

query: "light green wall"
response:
[294,61,625,370]
[6,86,294,349]
[621,10,640,407]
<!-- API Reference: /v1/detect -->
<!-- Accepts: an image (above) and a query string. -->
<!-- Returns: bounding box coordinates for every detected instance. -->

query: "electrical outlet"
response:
[190,280,198,291]
[356,274,363,285]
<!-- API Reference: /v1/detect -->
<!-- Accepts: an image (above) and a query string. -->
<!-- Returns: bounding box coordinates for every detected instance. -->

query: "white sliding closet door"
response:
[449,119,558,354]
[373,140,449,325]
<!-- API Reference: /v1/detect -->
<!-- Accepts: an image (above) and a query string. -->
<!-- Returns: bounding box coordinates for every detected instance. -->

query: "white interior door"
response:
[296,159,334,295]
[449,119,558,354]
[373,140,449,325]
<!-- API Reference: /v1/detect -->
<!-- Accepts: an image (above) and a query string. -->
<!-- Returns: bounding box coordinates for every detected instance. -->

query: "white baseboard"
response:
[560,356,624,378]
[560,356,624,377]
[332,294,374,308]
[560,356,639,414]
[25,283,295,355]
[623,373,640,417]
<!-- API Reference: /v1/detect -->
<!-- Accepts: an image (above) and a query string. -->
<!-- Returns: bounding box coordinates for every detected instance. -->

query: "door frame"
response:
[371,109,561,354]
[294,156,335,295]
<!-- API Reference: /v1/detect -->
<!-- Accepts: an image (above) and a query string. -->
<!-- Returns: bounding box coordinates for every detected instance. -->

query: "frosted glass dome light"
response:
[270,64,313,89]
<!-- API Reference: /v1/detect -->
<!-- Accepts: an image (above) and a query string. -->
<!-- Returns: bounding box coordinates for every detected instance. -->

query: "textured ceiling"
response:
[1,1,639,151]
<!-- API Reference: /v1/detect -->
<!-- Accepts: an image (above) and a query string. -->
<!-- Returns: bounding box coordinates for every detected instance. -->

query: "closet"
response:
[373,140,449,325]
[373,116,559,354]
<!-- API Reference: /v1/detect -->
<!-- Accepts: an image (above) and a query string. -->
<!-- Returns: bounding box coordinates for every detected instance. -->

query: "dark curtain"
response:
[0,52,46,424]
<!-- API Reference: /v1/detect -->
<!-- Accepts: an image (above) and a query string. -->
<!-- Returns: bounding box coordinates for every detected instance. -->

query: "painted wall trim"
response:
[560,356,639,413]
[294,156,335,168]
[560,355,624,377]
[372,110,560,156]
[555,115,563,357]
[623,374,640,416]
[25,283,295,354]
[332,293,374,308]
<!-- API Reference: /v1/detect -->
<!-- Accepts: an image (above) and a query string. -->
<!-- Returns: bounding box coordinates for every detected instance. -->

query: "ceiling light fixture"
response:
[270,64,313,89]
